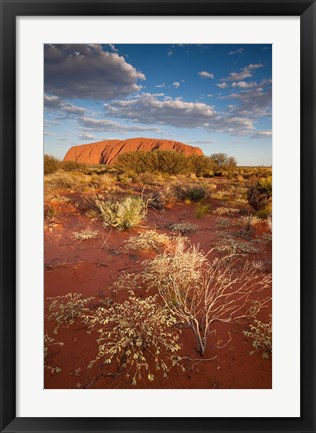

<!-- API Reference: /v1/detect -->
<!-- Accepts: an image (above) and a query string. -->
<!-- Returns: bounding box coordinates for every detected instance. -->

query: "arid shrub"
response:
[144,244,271,355]
[47,293,95,334]
[173,182,209,202]
[209,153,237,172]
[86,295,182,385]
[44,154,61,175]
[124,230,171,253]
[169,222,198,235]
[61,160,86,172]
[44,204,57,223]
[44,334,63,374]
[195,202,211,219]
[247,176,272,211]
[94,195,148,229]
[72,229,99,241]
[243,317,272,358]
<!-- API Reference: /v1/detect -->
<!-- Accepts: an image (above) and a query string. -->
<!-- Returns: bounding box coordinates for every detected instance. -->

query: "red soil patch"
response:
[44,183,272,389]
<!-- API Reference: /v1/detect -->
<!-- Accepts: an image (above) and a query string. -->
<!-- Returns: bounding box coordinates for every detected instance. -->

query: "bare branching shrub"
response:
[143,237,207,300]
[94,195,148,229]
[44,334,63,374]
[243,317,272,358]
[124,230,171,253]
[85,295,182,385]
[144,245,271,355]
[72,229,99,241]
[47,293,95,334]
[169,222,199,235]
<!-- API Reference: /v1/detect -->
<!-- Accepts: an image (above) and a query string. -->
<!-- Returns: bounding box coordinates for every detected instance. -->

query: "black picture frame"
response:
[0,1,315,432]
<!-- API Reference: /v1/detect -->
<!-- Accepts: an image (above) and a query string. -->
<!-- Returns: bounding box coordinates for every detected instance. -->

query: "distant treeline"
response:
[115,150,237,177]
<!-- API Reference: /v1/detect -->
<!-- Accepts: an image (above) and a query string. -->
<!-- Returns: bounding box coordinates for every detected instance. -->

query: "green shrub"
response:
[94,195,148,229]
[61,160,86,172]
[44,154,61,175]
[247,176,272,211]
[173,182,209,202]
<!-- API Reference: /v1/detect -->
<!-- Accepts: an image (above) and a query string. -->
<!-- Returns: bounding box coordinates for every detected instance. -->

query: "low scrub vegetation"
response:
[243,317,272,358]
[94,195,148,229]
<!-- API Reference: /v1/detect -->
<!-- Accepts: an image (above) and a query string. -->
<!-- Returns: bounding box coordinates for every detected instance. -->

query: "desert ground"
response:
[44,152,272,389]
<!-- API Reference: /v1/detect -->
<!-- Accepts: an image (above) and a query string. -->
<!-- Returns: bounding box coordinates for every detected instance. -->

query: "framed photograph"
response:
[0,1,315,432]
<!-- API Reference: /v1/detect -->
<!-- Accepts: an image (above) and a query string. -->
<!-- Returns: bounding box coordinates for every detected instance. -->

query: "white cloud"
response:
[250,130,272,139]
[104,93,256,135]
[229,48,244,55]
[168,50,173,56]
[223,64,263,82]
[44,94,87,116]
[155,83,165,88]
[44,44,145,99]
[172,82,181,88]
[231,81,257,89]
[78,132,96,141]
[216,83,229,89]
[198,71,214,79]
[79,116,164,134]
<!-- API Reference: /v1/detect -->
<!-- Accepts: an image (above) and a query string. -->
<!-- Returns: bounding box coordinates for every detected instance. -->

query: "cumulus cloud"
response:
[44,44,145,99]
[104,94,216,128]
[231,81,257,89]
[199,71,214,79]
[44,94,87,116]
[223,64,263,82]
[217,82,229,89]
[79,116,164,134]
[104,93,256,135]
[172,82,181,88]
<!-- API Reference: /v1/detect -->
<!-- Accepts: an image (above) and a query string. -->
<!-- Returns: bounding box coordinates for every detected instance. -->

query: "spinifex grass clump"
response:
[94,195,148,229]
[85,295,182,385]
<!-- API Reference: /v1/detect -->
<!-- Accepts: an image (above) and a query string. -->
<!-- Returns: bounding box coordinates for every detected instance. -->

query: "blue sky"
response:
[44,44,272,166]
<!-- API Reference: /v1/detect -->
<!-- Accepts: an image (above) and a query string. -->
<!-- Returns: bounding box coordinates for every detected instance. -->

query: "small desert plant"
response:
[94,195,148,230]
[213,207,239,216]
[124,230,171,253]
[247,177,272,211]
[243,317,272,358]
[195,202,211,219]
[169,222,199,235]
[72,229,99,241]
[214,235,259,257]
[173,182,208,202]
[44,154,61,175]
[85,295,182,385]
[44,204,57,223]
[47,293,95,334]
[44,334,63,374]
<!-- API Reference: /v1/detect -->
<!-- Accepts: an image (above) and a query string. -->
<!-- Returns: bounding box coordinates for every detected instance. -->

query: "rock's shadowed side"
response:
[63,137,203,165]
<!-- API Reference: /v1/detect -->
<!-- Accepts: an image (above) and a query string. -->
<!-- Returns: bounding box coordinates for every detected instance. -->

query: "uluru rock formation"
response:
[63,137,203,165]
